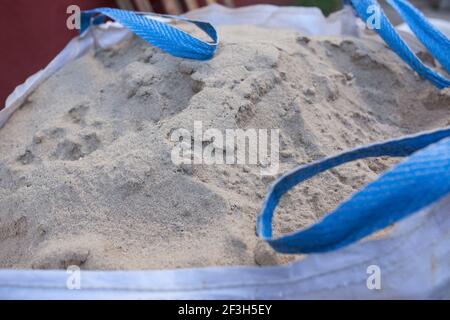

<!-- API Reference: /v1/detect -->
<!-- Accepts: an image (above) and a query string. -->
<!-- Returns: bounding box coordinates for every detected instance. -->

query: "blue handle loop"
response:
[347,0,450,88]
[257,127,450,254]
[387,0,450,73]
[80,8,218,61]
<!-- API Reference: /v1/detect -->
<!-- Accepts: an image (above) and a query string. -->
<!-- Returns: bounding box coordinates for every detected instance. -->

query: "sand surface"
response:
[0,25,449,269]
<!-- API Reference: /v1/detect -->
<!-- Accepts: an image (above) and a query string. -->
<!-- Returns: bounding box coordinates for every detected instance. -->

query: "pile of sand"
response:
[0,25,449,269]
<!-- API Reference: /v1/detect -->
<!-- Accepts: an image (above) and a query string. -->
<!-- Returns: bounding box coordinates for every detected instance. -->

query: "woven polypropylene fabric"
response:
[257,127,450,254]
[349,0,450,88]
[81,8,218,60]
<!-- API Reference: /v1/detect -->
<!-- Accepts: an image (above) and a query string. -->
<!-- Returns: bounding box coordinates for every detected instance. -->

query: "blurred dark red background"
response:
[0,0,288,109]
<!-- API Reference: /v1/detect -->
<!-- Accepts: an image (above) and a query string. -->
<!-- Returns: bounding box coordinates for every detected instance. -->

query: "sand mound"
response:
[0,25,449,269]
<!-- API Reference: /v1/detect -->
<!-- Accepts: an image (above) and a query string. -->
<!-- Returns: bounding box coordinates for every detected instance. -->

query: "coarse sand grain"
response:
[0,25,449,269]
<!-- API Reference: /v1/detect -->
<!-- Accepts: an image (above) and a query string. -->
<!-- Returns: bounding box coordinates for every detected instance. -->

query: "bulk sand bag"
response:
[1,3,450,299]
